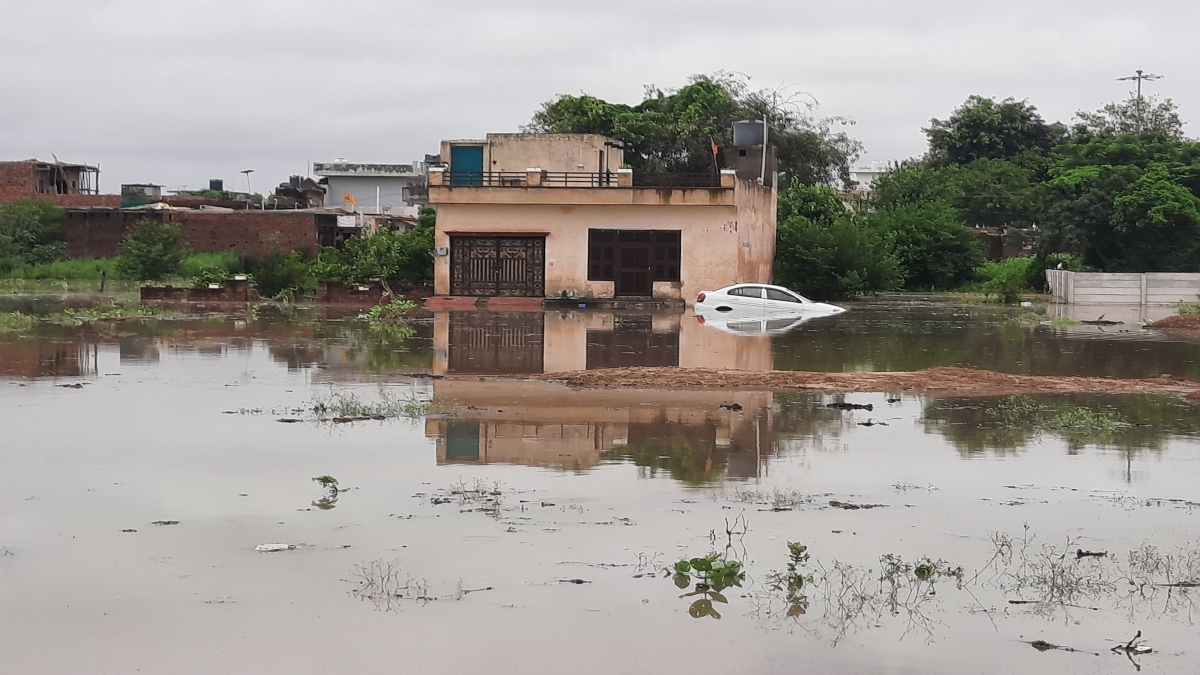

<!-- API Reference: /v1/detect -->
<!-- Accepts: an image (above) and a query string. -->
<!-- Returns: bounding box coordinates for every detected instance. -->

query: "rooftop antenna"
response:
[240,169,254,193]
[1117,69,1163,132]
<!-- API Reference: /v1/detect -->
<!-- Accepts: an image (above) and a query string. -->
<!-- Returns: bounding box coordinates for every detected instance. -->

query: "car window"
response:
[727,286,765,298]
[765,318,799,330]
[765,288,803,303]
[727,320,763,332]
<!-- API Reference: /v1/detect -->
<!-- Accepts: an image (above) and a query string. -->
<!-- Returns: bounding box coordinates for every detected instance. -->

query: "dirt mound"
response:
[1148,314,1200,329]
[534,366,1197,397]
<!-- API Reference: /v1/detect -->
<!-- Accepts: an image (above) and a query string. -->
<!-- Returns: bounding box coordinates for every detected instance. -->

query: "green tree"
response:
[115,220,187,280]
[527,73,863,187]
[1075,94,1186,139]
[0,198,68,264]
[252,248,315,299]
[774,183,902,299]
[867,201,985,290]
[925,96,1064,166]
[1109,163,1200,271]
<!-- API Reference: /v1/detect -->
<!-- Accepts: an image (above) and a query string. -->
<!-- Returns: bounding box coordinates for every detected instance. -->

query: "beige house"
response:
[427,133,776,302]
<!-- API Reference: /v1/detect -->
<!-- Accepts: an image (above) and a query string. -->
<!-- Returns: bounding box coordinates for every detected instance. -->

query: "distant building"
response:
[312,160,427,216]
[849,161,890,191]
[0,158,118,207]
[427,132,776,303]
[121,184,163,207]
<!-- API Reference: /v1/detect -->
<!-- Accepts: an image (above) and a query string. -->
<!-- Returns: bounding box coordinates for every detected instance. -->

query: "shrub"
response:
[179,252,246,279]
[1023,253,1086,292]
[315,208,435,286]
[867,201,985,290]
[0,198,68,265]
[978,257,1034,303]
[115,220,187,281]
[774,215,903,300]
[252,249,315,299]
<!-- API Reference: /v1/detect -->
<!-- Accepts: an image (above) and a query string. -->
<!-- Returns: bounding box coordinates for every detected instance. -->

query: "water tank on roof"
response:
[289,175,302,188]
[733,119,766,146]
[210,179,224,191]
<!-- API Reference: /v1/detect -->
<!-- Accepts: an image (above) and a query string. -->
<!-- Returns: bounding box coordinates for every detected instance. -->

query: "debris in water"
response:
[857,419,889,426]
[120,529,137,533]
[828,501,886,510]
[276,418,303,423]
[255,543,297,552]
[1076,549,1107,559]
[151,520,179,525]
[828,401,873,411]
[557,578,591,584]
[56,383,84,389]
[718,402,743,411]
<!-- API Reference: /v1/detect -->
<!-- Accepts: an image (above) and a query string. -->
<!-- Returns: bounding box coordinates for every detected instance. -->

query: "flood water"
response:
[2,299,1199,674]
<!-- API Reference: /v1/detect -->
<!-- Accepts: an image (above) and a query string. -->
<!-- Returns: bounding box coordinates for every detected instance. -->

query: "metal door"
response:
[449,145,484,185]
[447,311,545,374]
[450,236,545,297]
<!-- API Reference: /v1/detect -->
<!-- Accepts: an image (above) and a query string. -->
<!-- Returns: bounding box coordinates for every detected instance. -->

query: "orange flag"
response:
[343,191,357,205]
[711,138,719,156]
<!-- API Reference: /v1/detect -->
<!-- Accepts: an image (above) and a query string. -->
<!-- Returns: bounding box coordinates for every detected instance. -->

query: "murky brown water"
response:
[2,301,1198,673]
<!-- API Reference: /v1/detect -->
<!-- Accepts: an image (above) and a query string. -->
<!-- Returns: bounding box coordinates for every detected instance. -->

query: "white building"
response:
[312,160,427,217]
[849,161,890,191]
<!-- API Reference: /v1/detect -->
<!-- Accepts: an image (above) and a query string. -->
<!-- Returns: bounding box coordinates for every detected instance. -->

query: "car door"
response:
[763,287,808,314]
[724,285,767,315]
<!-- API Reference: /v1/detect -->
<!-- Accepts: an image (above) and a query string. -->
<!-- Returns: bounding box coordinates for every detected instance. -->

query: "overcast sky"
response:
[2,0,1196,193]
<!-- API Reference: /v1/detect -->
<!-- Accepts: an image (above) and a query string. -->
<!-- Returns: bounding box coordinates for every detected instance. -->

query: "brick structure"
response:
[317,281,432,305]
[0,159,119,208]
[63,208,342,258]
[140,279,250,302]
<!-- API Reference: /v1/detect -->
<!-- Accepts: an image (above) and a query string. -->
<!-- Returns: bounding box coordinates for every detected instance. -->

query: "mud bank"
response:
[531,366,1200,397]
[1148,313,1200,329]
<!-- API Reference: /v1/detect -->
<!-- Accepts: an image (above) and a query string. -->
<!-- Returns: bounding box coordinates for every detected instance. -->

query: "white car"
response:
[694,283,846,316]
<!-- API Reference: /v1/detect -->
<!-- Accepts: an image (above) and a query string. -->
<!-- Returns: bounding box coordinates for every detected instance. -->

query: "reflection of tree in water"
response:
[771,302,1200,379]
[921,393,1200,457]
[616,424,728,485]
[767,392,868,456]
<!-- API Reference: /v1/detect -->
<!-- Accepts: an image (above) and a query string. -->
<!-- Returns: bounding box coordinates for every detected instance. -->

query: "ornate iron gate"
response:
[450,236,545,297]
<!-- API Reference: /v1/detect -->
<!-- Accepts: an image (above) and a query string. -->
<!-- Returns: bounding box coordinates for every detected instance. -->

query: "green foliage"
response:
[867,201,984,290]
[924,95,1064,166]
[251,249,314,300]
[312,475,339,489]
[179,251,245,278]
[774,184,902,299]
[0,311,36,334]
[51,302,162,325]
[987,396,1127,431]
[527,72,862,187]
[1075,94,1185,139]
[1178,303,1200,315]
[670,552,745,619]
[0,199,68,265]
[115,220,187,281]
[316,214,434,286]
[0,257,117,280]
[364,298,416,323]
[977,257,1034,303]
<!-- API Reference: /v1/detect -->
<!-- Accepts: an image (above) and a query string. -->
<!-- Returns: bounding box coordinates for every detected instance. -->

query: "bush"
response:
[0,258,117,280]
[252,249,315,299]
[1023,253,1086,292]
[867,201,985,290]
[315,225,433,286]
[978,257,1034,303]
[774,215,903,300]
[179,252,246,279]
[115,220,187,281]
[0,198,68,265]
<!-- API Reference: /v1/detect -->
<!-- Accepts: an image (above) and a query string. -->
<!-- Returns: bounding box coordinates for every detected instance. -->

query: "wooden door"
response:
[450,236,545,297]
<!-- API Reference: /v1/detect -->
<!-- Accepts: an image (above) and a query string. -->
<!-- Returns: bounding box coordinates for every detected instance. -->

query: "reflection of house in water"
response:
[425,379,772,481]
[0,341,94,378]
[431,309,770,375]
[426,309,776,479]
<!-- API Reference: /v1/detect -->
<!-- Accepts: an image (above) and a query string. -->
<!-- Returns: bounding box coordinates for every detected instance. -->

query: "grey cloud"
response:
[2,0,1197,191]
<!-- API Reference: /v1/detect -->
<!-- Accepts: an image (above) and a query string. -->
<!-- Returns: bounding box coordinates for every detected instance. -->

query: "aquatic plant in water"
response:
[670,553,745,619]
[0,311,35,334]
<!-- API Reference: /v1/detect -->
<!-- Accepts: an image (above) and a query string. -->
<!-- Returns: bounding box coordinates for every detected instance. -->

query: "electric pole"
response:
[1117,69,1163,132]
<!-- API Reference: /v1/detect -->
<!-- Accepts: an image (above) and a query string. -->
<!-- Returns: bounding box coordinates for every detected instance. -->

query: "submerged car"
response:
[694,283,846,316]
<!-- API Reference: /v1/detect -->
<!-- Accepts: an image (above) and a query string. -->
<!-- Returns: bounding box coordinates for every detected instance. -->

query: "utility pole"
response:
[1117,69,1163,132]
[240,169,254,194]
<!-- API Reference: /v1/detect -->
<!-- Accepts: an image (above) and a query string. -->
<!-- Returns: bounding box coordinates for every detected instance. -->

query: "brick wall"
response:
[63,209,322,258]
[0,161,119,207]
[317,280,432,304]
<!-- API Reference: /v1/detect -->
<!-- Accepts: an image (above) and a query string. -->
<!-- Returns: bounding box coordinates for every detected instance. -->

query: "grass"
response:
[50,302,164,325]
[309,387,429,419]
[986,395,1127,431]
[729,487,815,510]
[0,253,244,283]
[1177,302,1200,315]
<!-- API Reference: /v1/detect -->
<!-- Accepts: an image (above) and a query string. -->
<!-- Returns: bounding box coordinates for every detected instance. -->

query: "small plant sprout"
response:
[312,475,340,510]
[670,552,746,619]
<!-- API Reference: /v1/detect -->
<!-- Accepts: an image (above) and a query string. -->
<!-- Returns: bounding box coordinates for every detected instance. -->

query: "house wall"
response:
[735,178,777,284]
[62,209,322,258]
[439,134,623,174]
[431,177,774,302]
[323,175,421,216]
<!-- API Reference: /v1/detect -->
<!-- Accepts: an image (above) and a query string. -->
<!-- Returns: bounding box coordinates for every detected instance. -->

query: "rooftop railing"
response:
[430,168,734,189]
